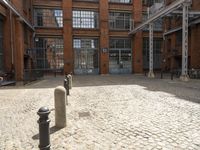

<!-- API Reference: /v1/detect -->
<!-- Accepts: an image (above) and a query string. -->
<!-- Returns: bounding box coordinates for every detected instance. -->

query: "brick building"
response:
[0,0,199,81]
[0,0,34,81]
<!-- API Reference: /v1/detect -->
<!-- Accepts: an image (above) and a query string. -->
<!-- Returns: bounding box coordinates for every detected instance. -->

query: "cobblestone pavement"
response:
[0,75,200,150]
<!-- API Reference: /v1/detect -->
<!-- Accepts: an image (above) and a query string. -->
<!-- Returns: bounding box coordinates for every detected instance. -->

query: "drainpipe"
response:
[10,9,14,66]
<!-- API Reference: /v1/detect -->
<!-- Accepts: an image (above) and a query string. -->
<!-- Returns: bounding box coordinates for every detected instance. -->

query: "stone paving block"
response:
[0,75,200,149]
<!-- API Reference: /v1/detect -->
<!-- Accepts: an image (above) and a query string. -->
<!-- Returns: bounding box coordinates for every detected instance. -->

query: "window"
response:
[109,12,132,30]
[34,9,63,27]
[109,0,132,4]
[143,0,164,6]
[73,38,99,74]
[143,38,162,69]
[176,31,182,46]
[73,0,99,2]
[142,11,162,31]
[73,10,99,29]
[34,38,64,69]
[109,38,132,74]
[73,39,98,49]
[110,39,131,49]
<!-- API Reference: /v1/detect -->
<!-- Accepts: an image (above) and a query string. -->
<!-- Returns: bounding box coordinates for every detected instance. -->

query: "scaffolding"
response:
[129,0,200,81]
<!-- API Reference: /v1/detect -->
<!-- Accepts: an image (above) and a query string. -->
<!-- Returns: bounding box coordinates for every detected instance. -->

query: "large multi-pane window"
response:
[73,0,99,2]
[34,9,63,27]
[73,10,99,29]
[109,0,132,4]
[0,16,3,71]
[73,38,99,74]
[34,38,64,70]
[143,0,164,6]
[109,38,132,74]
[109,12,132,30]
[143,38,162,69]
[142,12,162,31]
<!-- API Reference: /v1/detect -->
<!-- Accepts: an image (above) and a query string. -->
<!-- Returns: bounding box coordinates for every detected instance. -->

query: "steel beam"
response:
[129,0,192,35]
[180,3,190,81]
[148,23,155,78]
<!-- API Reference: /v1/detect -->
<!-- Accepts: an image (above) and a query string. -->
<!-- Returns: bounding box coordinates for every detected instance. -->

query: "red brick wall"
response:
[63,0,73,74]
[100,0,109,74]
[133,0,143,73]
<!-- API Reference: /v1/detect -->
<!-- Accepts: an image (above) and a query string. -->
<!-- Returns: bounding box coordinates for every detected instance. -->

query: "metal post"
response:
[67,74,72,89]
[148,23,155,78]
[171,71,174,80]
[161,70,163,79]
[180,2,190,81]
[64,78,69,96]
[37,107,51,150]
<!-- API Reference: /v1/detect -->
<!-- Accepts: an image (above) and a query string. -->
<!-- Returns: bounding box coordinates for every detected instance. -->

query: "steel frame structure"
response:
[129,0,194,81]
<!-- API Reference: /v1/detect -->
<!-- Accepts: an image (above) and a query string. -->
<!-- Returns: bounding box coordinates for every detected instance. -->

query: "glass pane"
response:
[34,9,63,27]
[35,38,64,69]
[121,50,132,68]
[74,38,99,73]
[109,50,119,68]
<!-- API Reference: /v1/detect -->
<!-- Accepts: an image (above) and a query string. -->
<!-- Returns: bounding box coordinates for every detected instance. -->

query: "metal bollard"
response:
[37,107,51,150]
[161,71,163,79]
[54,86,67,128]
[171,72,174,80]
[64,78,69,95]
[67,74,72,89]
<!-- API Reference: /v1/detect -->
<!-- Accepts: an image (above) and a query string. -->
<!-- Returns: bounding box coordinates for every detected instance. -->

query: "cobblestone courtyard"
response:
[0,75,200,150]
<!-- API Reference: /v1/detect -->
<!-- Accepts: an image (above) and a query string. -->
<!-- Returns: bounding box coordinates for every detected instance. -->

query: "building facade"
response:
[33,0,163,76]
[2,0,200,81]
[0,0,34,81]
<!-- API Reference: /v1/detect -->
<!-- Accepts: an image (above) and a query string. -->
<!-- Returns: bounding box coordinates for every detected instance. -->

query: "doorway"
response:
[109,38,132,74]
[74,38,99,74]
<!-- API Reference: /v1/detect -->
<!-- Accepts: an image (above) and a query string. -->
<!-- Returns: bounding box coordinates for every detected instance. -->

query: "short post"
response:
[37,107,51,150]
[144,71,147,76]
[67,74,72,89]
[171,71,174,80]
[54,86,67,128]
[161,70,163,79]
[64,78,69,95]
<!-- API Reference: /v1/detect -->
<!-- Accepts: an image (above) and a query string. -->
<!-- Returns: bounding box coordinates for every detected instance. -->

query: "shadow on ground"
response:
[32,126,62,140]
[1,74,200,104]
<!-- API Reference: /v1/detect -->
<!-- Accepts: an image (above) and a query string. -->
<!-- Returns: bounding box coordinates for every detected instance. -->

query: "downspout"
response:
[9,9,14,66]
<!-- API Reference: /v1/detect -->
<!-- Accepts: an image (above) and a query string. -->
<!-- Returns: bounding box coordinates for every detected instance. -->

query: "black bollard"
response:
[161,71,163,79]
[171,72,174,80]
[144,71,147,76]
[64,78,69,95]
[37,107,51,150]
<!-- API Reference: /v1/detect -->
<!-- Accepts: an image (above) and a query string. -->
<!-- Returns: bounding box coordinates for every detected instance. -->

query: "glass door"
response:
[109,49,132,74]
[74,38,99,74]
[74,48,99,74]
